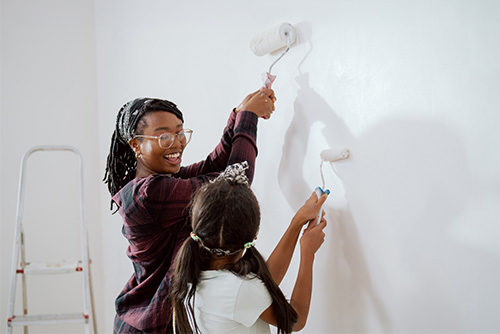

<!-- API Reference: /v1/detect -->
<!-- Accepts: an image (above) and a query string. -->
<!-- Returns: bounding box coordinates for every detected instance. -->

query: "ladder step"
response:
[8,313,88,326]
[18,260,83,274]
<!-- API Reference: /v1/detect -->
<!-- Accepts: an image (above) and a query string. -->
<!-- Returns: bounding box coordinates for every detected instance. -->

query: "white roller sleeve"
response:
[249,23,296,56]
[320,148,350,162]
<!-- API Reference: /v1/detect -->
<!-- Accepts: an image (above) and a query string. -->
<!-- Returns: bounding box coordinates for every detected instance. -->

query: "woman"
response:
[103,89,275,333]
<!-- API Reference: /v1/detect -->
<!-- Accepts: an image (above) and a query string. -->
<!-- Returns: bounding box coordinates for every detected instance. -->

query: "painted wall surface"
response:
[2,0,499,333]
[95,1,500,333]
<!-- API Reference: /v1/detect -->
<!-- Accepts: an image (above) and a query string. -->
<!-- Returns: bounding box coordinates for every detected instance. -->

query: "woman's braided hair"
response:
[103,97,184,211]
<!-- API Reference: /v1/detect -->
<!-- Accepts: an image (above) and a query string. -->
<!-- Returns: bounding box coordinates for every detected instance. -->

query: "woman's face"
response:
[129,111,186,177]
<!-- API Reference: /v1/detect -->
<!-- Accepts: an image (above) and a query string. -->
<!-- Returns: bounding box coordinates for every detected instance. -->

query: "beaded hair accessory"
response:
[212,161,249,185]
[190,232,254,257]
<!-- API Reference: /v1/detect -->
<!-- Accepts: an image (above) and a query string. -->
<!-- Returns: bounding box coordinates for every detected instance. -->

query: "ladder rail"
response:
[6,145,96,334]
[7,145,32,331]
[75,146,97,334]
[21,228,28,334]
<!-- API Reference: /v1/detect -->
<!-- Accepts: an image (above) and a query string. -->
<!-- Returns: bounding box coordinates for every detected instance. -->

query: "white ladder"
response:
[6,145,97,334]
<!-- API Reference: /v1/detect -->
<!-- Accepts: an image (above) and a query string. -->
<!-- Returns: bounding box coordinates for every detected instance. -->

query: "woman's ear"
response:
[128,138,141,156]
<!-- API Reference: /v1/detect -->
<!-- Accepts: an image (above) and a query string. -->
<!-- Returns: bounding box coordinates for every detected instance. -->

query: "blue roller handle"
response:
[314,187,330,225]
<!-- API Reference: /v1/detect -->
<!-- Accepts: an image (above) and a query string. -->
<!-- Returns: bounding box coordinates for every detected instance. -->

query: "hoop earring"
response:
[135,152,142,159]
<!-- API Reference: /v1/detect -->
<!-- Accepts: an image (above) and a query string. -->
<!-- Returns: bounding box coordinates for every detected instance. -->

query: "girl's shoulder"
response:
[200,270,260,284]
[198,270,268,301]
[197,270,272,327]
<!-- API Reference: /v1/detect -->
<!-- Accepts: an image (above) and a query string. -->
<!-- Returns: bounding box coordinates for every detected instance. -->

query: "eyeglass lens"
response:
[159,130,191,149]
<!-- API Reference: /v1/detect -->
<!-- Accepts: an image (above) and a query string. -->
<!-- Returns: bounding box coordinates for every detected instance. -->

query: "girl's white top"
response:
[192,270,272,333]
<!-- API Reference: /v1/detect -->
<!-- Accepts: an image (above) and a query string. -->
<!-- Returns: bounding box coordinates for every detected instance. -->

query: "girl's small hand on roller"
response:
[291,191,328,230]
[235,89,276,119]
[300,217,327,255]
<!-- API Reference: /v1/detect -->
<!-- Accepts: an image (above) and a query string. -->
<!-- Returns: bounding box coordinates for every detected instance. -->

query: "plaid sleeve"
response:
[176,110,236,178]
[228,110,258,183]
[176,110,258,182]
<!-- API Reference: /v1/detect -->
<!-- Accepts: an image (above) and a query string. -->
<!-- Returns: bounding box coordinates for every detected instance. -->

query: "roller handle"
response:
[259,74,277,119]
[314,186,330,225]
[261,72,276,90]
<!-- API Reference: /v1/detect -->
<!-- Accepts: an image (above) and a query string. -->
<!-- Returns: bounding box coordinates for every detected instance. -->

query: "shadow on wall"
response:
[278,72,390,332]
[278,68,471,332]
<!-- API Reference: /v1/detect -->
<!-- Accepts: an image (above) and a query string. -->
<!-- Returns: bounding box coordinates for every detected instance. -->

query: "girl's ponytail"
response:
[171,237,206,334]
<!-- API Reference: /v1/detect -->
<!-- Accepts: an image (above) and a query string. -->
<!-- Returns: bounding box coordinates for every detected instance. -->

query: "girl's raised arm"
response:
[259,217,327,331]
[289,218,327,330]
[266,192,327,284]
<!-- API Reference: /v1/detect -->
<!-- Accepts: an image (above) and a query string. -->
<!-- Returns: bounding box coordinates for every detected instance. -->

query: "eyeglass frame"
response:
[133,128,193,149]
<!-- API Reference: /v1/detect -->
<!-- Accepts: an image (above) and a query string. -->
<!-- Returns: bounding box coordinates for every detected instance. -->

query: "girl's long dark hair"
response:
[170,178,298,334]
[103,98,183,211]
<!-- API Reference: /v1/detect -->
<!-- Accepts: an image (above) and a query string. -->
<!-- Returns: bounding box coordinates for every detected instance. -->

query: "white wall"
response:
[2,0,499,333]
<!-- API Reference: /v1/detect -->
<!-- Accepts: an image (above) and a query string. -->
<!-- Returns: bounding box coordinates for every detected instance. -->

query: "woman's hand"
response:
[235,89,276,119]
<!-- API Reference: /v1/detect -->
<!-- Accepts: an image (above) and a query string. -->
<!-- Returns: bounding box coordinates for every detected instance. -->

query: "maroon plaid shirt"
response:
[112,110,258,333]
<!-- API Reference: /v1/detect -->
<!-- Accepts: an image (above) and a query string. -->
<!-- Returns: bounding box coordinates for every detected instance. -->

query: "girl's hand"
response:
[235,89,276,119]
[292,191,328,228]
[300,217,327,256]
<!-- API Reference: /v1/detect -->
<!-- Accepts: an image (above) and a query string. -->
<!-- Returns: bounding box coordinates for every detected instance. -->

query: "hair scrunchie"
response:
[212,161,249,185]
[190,232,201,242]
[243,241,255,249]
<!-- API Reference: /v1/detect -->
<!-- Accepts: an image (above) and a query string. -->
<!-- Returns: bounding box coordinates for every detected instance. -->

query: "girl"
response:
[103,89,275,333]
[171,162,328,334]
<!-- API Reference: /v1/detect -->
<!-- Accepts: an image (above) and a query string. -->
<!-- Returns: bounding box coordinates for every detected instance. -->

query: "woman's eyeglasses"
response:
[134,129,193,149]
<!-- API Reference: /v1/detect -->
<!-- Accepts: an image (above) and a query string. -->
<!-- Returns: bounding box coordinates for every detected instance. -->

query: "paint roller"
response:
[314,148,350,224]
[249,23,296,89]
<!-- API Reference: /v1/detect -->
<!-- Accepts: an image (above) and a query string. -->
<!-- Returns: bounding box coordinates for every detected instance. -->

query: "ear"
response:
[128,138,141,155]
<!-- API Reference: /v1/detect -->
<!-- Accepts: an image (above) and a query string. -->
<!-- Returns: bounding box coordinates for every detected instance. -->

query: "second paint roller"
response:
[314,148,351,224]
[249,23,296,89]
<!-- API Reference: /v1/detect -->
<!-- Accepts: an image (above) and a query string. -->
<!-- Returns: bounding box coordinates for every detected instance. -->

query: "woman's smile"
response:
[164,151,182,165]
